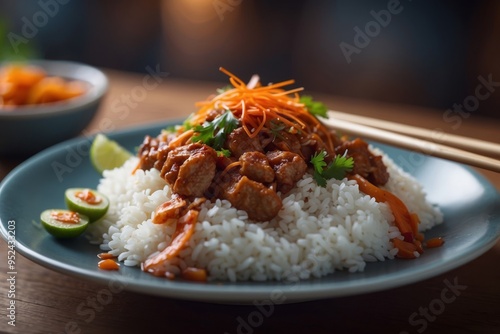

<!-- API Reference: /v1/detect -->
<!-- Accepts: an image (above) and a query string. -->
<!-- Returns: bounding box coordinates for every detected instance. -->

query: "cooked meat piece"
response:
[339,139,371,177]
[137,135,160,171]
[368,154,390,186]
[153,143,171,171]
[266,151,307,193]
[299,133,334,163]
[239,152,275,184]
[271,130,302,156]
[258,128,274,150]
[137,132,177,171]
[337,138,389,186]
[161,143,217,197]
[225,127,263,158]
[208,168,241,199]
[205,108,224,122]
[215,155,237,170]
[222,175,282,221]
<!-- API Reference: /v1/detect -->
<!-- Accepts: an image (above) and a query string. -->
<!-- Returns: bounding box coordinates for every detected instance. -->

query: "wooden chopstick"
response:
[327,110,500,158]
[321,111,500,173]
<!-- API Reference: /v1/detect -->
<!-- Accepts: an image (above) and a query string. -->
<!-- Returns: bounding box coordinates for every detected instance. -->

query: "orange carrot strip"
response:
[425,237,445,248]
[392,238,418,259]
[185,68,338,156]
[182,267,208,282]
[351,174,415,242]
[410,213,420,236]
[219,67,246,87]
[415,232,425,242]
[414,239,424,254]
[98,259,120,271]
[222,161,241,174]
[143,209,198,275]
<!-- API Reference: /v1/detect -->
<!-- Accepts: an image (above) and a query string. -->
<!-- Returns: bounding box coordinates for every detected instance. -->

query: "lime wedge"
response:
[41,209,89,238]
[65,188,109,222]
[90,134,132,174]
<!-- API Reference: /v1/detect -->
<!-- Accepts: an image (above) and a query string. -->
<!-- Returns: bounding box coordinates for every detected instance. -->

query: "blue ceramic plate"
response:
[1,121,499,304]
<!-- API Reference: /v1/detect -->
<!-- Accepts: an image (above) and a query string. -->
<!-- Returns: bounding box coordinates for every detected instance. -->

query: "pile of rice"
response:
[88,148,443,282]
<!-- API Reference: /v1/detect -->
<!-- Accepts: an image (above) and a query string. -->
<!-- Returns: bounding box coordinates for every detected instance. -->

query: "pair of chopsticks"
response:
[321,110,500,173]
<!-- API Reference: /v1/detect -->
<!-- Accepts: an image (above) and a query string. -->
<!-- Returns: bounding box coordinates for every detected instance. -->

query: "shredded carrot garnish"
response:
[222,161,241,174]
[186,67,336,156]
[168,129,194,149]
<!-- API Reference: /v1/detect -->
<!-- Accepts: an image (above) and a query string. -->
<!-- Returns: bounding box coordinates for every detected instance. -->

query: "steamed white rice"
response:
[88,148,443,282]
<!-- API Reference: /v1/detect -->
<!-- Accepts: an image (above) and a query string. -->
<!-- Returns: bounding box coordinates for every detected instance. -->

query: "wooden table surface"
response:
[1,69,499,334]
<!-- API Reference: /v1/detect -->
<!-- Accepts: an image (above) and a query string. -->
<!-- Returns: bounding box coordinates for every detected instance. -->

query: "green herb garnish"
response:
[310,150,354,186]
[269,120,286,140]
[191,111,239,153]
[300,95,328,119]
[164,125,177,133]
[216,85,233,94]
[217,149,232,157]
[183,114,194,131]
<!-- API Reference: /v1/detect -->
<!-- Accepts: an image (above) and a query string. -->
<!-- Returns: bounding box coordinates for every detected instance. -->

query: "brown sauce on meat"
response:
[132,71,404,279]
[134,75,390,223]
[135,124,391,222]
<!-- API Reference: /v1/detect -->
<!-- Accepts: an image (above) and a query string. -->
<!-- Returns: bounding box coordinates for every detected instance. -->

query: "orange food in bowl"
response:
[0,65,87,108]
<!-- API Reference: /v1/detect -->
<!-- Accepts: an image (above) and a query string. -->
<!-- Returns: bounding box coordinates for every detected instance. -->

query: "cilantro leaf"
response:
[310,151,328,186]
[313,170,327,187]
[321,152,354,181]
[269,120,286,140]
[309,150,354,187]
[191,111,239,151]
[300,95,328,119]
[183,116,194,130]
[310,151,327,174]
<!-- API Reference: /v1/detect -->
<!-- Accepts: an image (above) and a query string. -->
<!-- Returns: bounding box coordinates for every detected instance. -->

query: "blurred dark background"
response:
[1,0,499,119]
